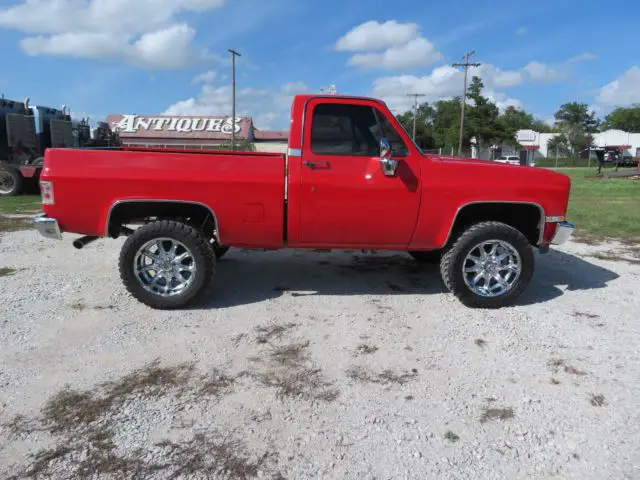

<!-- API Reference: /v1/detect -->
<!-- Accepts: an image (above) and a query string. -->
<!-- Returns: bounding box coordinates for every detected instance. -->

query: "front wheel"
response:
[119,220,215,309]
[440,221,534,308]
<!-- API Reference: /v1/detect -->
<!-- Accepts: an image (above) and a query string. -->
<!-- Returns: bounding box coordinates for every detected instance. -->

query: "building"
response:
[105,114,289,152]
[517,129,640,159]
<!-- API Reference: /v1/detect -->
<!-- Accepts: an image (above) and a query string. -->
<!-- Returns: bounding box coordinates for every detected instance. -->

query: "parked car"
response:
[34,94,574,310]
[495,155,521,166]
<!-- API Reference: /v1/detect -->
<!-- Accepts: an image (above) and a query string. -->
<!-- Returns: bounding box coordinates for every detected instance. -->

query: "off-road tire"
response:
[119,220,215,309]
[409,250,441,264]
[214,246,230,260]
[0,167,23,196]
[439,221,534,308]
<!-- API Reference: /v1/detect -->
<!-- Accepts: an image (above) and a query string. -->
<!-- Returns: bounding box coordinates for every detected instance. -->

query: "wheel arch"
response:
[105,199,221,243]
[444,201,545,247]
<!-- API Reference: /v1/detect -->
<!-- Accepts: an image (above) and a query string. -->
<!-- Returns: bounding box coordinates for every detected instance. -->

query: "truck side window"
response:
[311,104,379,156]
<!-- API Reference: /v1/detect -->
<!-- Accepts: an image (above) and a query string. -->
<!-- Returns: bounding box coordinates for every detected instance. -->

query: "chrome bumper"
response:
[551,221,575,245]
[33,214,62,240]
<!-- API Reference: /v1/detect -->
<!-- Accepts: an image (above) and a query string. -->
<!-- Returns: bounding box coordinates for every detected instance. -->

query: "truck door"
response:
[295,99,421,247]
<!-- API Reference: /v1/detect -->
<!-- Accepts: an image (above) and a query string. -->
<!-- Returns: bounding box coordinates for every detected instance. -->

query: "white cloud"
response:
[484,89,523,111]
[567,52,598,63]
[0,0,225,68]
[596,66,640,107]
[516,26,528,35]
[474,64,524,88]
[336,20,418,52]
[348,38,442,69]
[336,20,442,70]
[192,71,217,85]
[524,61,569,82]
[371,63,525,113]
[164,81,309,129]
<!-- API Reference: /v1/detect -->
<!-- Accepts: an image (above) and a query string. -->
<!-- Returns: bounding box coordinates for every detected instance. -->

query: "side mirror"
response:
[379,138,398,177]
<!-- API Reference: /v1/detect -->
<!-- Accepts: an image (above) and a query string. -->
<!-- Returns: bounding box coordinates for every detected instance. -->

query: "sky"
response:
[0,0,639,131]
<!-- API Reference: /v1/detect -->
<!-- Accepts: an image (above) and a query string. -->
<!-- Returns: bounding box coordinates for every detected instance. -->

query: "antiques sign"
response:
[110,115,243,135]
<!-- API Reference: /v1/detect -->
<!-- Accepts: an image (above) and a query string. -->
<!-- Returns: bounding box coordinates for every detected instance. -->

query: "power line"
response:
[406,93,426,141]
[452,50,481,157]
[228,49,241,151]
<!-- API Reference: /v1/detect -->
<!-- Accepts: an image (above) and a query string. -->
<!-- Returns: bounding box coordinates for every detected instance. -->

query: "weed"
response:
[571,311,600,319]
[355,344,378,355]
[197,369,237,398]
[254,322,298,344]
[480,407,515,424]
[444,431,459,443]
[254,341,338,402]
[590,251,640,265]
[590,394,606,407]
[70,301,86,311]
[345,366,417,386]
[474,338,487,348]
[0,267,16,277]
[551,378,561,385]
[564,365,588,376]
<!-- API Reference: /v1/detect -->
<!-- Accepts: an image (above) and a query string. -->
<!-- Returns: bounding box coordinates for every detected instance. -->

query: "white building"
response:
[517,128,640,159]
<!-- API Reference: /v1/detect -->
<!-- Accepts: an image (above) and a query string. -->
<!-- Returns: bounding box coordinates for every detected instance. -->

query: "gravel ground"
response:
[0,228,639,479]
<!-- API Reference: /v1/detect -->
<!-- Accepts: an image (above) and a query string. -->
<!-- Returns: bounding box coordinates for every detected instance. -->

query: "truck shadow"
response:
[195,248,619,309]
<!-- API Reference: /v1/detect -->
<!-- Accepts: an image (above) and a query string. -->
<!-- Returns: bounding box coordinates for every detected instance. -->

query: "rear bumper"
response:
[33,214,62,240]
[551,221,575,245]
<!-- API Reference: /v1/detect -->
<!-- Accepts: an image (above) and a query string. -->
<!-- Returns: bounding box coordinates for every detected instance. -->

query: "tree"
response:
[530,119,556,133]
[465,76,514,148]
[554,102,599,133]
[547,134,571,156]
[601,105,640,132]
[500,106,534,131]
[396,103,437,150]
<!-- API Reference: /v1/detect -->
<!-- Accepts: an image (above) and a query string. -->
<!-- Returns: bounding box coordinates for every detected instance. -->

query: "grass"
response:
[355,343,378,355]
[553,168,640,240]
[0,195,41,214]
[0,195,41,233]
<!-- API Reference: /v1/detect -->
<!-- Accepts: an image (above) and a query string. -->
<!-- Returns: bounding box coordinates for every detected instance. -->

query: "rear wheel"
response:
[119,220,215,309]
[440,221,534,308]
[0,167,22,196]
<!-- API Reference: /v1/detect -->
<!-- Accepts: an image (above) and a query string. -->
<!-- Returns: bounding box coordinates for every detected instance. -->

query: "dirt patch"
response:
[3,361,284,479]
[547,359,588,376]
[0,215,32,234]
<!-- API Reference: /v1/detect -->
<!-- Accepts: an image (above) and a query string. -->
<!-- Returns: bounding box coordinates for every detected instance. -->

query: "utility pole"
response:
[406,93,425,141]
[453,50,481,156]
[228,48,241,151]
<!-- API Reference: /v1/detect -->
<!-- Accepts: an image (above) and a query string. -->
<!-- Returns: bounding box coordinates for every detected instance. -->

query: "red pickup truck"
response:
[34,94,574,309]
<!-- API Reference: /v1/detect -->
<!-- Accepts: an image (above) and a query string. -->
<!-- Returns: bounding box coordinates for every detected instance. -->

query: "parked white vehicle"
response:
[495,155,521,166]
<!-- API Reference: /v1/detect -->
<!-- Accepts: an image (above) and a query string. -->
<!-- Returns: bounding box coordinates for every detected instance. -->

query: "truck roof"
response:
[292,94,387,106]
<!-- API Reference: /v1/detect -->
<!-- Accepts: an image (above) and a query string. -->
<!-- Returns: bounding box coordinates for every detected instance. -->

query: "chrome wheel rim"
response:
[133,238,197,297]
[0,171,15,194]
[462,240,521,298]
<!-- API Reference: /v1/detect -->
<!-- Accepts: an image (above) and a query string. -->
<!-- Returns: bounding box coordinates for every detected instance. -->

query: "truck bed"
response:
[41,147,287,247]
